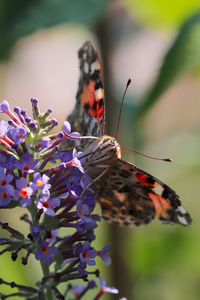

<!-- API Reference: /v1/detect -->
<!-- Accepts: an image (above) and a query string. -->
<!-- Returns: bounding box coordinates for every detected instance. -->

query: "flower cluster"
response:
[0,99,118,299]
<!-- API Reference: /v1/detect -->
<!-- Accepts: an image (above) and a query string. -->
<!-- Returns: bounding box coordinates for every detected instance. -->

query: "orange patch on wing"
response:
[113,191,127,202]
[80,80,95,110]
[148,192,171,218]
[80,80,103,121]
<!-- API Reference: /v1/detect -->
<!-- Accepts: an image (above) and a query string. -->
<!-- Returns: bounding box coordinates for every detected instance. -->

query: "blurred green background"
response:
[0,0,200,299]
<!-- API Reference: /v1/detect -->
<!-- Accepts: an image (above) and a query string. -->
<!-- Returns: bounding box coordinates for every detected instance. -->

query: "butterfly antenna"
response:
[115,77,132,140]
[120,145,173,162]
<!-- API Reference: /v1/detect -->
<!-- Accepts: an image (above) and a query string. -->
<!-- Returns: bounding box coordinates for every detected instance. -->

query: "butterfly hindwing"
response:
[96,159,192,226]
[67,41,105,148]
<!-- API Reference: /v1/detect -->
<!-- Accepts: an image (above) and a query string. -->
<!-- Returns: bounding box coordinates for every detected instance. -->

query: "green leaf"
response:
[0,0,108,60]
[135,12,200,120]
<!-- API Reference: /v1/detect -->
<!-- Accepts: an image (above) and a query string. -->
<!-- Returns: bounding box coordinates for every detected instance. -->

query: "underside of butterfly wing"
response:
[95,158,192,226]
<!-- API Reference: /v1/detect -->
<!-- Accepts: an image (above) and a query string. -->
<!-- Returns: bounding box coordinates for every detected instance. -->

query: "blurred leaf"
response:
[125,0,200,29]
[127,229,192,278]
[135,12,200,120]
[0,0,108,60]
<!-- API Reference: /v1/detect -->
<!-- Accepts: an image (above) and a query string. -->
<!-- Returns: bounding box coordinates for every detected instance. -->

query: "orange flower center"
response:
[2,192,8,199]
[20,189,28,198]
[41,247,48,253]
[43,201,50,208]
[82,251,88,259]
[24,166,30,171]
[37,180,43,187]
[1,179,6,186]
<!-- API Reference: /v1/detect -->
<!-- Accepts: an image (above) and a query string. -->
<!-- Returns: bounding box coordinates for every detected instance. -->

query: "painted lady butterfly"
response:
[67,41,192,226]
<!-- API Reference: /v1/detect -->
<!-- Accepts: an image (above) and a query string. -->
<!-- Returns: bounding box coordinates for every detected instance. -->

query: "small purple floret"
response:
[35,242,58,264]
[79,241,97,266]
[7,126,27,144]
[15,152,40,173]
[0,101,10,113]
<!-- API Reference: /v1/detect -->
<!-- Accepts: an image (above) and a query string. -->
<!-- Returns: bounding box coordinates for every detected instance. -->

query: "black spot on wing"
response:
[146,176,155,185]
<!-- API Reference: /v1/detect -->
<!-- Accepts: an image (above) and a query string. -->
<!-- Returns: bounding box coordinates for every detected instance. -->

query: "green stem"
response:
[40,260,54,300]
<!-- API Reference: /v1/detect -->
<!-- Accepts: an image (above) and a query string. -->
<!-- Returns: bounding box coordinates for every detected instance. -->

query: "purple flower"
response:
[0,168,15,206]
[97,244,112,265]
[65,182,80,200]
[87,231,96,242]
[70,280,97,297]
[0,120,8,140]
[73,242,83,256]
[16,177,33,207]
[35,242,58,264]
[46,230,59,244]
[0,101,10,113]
[15,152,40,173]
[98,278,119,294]
[63,121,80,140]
[7,126,27,144]
[0,184,15,206]
[31,226,41,241]
[81,173,93,188]
[76,199,91,221]
[36,193,60,216]
[88,280,97,289]
[77,262,88,276]
[0,101,21,125]
[30,172,51,192]
[0,154,15,171]
[70,284,85,297]
[58,149,84,173]
[82,193,95,210]
[76,220,87,232]
[79,241,96,266]
[41,137,51,149]
[0,167,13,186]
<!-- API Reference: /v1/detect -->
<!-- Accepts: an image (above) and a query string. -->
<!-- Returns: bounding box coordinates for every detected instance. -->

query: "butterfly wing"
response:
[96,158,192,226]
[67,41,105,149]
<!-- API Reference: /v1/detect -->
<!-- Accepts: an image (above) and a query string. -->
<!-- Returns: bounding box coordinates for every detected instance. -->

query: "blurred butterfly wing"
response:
[96,158,192,226]
[67,42,105,150]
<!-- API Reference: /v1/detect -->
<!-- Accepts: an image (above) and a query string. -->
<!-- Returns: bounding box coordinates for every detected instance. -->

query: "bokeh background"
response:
[0,1,200,299]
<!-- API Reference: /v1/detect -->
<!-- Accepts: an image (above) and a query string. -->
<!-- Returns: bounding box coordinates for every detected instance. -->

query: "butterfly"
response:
[67,41,192,227]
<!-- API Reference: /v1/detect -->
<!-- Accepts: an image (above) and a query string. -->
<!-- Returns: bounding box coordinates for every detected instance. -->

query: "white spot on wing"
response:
[84,62,89,74]
[178,206,187,214]
[95,88,103,100]
[153,184,164,196]
[83,53,87,60]
[177,216,188,225]
[90,62,98,73]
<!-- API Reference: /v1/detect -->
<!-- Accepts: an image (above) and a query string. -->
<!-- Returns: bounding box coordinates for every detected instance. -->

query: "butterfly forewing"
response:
[67,41,105,151]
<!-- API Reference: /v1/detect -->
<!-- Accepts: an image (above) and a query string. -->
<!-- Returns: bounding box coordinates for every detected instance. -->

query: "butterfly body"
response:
[67,41,192,227]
